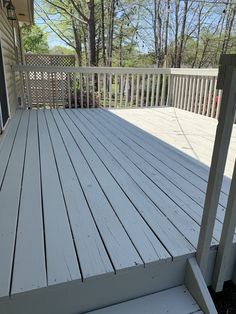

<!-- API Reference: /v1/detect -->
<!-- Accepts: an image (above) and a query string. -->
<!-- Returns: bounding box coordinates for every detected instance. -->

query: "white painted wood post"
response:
[212,159,236,292]
[196,55,236,278]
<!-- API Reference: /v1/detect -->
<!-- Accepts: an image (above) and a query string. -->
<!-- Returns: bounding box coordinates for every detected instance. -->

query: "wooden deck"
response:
[0,107,236,314]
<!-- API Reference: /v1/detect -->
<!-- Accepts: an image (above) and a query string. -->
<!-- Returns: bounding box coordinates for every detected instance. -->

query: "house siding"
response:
[0,4,22,118]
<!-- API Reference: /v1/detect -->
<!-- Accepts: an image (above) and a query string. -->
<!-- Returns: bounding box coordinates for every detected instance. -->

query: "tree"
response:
[21,25,49,53]
[34,0,236,68]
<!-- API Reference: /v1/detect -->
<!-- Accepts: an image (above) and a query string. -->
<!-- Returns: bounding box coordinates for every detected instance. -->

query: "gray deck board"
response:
[105,108,231,196]
[67,110,195,257]
[88,285,201,314]
[0,110,22,188]
[11,110,46,295]
[0,107,235,311]
[81,109,224,243]
[51,109,143,272]
[0,110,29,298]
[44,110,114,279]
[76,109,207,249]
[60,109,170,265]
[37,110,81,286]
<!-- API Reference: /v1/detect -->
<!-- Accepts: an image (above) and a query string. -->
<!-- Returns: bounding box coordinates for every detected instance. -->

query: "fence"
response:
[13,65,227,120]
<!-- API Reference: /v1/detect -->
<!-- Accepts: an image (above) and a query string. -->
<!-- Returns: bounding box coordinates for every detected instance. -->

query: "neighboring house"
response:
[0,0,33,131]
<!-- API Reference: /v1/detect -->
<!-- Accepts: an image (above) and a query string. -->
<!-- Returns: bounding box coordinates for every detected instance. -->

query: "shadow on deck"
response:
[0,107,235,314]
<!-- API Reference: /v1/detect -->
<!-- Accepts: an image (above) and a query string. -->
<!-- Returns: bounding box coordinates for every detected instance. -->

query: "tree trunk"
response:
[119,24,123,67]
[106,0,115,66]
[192,4,203,68]
[163,0,170,67]
[174,0,180,67]
[101,0,106,65]
[87,0,96,66]
[154,0,162,66]
[176,0,188,68]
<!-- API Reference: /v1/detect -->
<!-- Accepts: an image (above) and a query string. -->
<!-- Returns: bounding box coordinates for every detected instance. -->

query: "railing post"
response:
[196,54,236,278]
[212,159,236,291]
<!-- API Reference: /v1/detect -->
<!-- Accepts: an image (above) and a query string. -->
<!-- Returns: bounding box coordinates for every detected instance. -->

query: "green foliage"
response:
[21,25,49,53]
[49,46,74,55]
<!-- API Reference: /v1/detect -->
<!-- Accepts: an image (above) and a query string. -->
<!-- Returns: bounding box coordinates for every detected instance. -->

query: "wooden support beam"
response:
[196,54,236,277]
[212,159,236,292]
[185,257,217,314]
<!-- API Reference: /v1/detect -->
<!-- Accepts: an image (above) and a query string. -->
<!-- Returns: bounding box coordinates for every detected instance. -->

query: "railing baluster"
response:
[194,77,200,113]
[211,78,217,118]
[74,72,77,109]
[177,75,182,109]
[114,74,118,108]
[61,72,65,109]
[55,72,58,108]
[92,73,95,108]
[173,75,178,107]
[80,73,83,108]
[120,74,124,108]
[202,78,209,115]
[103,73,106,108]
[150,74,156,107]
[160,74,166,107]
[130,74,134,107]
[125,74,129,108]
[136,74,140,107]
[86,74,89,108]
[190,76,196,112]
[68,73,71,109]
[180,76,185,109]
[198,77,204,115]
[146,74,151,107]
[186,76,192,111]
[183,76,189,110]
[155,75,161,107]
[140,74,145,107]
[97,73,100,107]
[109,73,112,109]
[206,77,213,117]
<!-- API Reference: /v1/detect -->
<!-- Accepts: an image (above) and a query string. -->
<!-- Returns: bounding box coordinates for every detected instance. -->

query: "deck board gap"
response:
[36,109,48,286]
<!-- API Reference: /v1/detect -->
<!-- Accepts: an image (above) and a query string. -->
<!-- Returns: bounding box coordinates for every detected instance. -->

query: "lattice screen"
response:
[24,54,75,67]
[23,54,75,107]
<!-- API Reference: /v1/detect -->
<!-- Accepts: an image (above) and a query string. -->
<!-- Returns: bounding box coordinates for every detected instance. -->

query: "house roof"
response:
[12,0,34,24]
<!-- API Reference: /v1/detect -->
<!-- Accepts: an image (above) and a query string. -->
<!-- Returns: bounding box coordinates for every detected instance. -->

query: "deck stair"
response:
[88,285,203,314]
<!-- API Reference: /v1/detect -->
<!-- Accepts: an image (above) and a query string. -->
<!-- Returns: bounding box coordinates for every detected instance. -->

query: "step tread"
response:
[88,285,203,314]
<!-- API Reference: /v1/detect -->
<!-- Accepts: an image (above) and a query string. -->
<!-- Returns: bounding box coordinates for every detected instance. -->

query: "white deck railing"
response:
[13,65,225,120]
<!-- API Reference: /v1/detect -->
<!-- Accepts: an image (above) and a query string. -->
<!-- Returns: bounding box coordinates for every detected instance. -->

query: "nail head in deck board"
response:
[70,109,195,257]
[88,285,201,314]
[78,109,202,249]
[44,110,114,279]
[61,109,170,264]
[51,109,143,271]
[37,110,81,285]
[0,110,29,298]
[11,110,47,295]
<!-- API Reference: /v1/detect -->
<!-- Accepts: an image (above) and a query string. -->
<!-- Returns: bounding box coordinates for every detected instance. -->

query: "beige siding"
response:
[0,6,22,117]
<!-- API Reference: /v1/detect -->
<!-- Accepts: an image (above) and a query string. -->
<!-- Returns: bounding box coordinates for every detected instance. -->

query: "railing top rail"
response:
[12,64,171,75]
[13,64,219,76]
[170,68,218,76]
